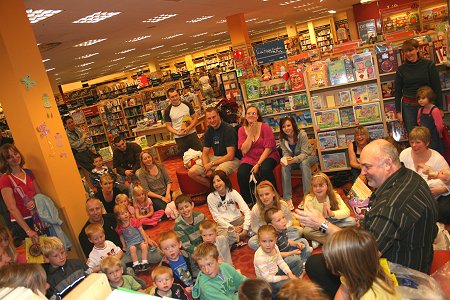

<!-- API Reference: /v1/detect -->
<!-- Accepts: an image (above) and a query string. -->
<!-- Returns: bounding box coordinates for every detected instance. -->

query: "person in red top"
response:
[0,144,41,245]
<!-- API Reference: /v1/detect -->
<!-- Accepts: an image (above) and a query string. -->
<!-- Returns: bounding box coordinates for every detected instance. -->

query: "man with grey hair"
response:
[296,139,438,297]
[78,198,161,264]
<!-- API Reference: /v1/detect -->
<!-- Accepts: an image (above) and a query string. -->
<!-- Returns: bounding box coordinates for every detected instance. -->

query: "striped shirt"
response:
[254,245,291,283]
[361,165,438,273]
[174,211,207,254]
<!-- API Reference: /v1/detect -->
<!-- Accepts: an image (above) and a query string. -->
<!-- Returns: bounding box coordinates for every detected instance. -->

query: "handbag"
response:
[7,174,48,235]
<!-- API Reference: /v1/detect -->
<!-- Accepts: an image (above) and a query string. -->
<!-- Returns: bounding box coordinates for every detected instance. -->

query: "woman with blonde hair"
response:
[323,228,400,300]
[348,125,371,181]
[94,173,127,214]
[135,150,172,211]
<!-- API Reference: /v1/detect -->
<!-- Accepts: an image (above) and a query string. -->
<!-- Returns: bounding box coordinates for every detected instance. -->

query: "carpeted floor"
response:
[138,157,345,287]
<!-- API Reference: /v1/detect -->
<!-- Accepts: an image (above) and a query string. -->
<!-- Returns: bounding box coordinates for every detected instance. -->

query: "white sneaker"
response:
[311,241,320,249]
[285,199,294,210]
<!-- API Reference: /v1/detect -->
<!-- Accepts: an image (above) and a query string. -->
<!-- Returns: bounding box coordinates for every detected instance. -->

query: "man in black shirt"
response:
[188,107,239,187]
[112,137,142,180]
[296,139,438,297]
[78,198,161,263]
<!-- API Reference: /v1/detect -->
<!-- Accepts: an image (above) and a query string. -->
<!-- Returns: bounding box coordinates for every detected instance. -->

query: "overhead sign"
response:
[253,40,287,65]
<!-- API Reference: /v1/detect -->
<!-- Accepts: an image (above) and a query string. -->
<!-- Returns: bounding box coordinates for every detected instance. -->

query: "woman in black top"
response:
[395,39,442,134]
[347,126,370,181]
[94,173,128,214]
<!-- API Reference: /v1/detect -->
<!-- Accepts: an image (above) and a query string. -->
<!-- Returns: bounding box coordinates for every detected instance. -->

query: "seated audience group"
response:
[0,97,447,299]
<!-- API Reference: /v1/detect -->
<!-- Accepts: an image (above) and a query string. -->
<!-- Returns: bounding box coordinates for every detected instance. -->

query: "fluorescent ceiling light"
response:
[75,53,99,59]
[193,40,205,45]
[246,18,257,23]
[76,62,95,67]
[42,59,50,63]
[280,0,302,5]
[255,19,272,24]
[26,9,62,24]
[217,19,226,24]
[111,57,125,62]
[191,32,208,37]
[150,45,165,50]
[105,63,118,68]
[74,39,107,47]
[115,48,136,54]
[328,10,336,13]
[162,33,183,39]
[73,11,121,24]
[46,68,55,72]
[187,16,213,23]
[172,43,187,47]
[211,31,227,36]
[126,35,151,43]
[179,48,189,52]
[294,2,314,8]
[138,53,152,57]
[209,39,220,44]
[76,68,91,73]
[159,50,172,54]
[143,14,177,23]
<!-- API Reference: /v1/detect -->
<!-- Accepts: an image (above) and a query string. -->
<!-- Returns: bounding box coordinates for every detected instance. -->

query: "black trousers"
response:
[237,158,277,207]
[305,254,340,298]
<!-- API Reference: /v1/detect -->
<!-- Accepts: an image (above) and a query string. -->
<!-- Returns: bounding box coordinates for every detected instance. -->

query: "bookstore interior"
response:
[1,0,450,298]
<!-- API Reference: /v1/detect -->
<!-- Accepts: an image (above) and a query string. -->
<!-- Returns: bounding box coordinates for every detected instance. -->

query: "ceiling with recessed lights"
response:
[24,0,360,85]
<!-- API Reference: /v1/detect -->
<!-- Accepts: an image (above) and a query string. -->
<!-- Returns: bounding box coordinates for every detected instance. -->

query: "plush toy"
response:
[261,66,272,81]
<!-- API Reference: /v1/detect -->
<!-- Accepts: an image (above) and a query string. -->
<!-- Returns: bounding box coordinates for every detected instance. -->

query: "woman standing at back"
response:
[395,39,442,134]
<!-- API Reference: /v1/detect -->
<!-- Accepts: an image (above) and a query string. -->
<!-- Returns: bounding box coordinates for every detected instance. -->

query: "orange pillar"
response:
[226,14,251,47]
[0,1,87,257]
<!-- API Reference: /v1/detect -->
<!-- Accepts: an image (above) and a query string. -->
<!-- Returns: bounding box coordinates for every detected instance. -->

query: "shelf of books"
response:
[306,51,388,172]
[82,105,109,150]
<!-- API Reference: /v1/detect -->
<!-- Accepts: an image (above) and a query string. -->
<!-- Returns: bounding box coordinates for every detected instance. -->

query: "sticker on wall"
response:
[55,133,67,158]
[36,122,56,157]
[42,93,53,118]
[20,74,36,91]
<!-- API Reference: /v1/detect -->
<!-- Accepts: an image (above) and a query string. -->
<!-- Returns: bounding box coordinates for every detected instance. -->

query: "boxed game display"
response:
[367,83,380,101]
[381,81,395,98]
[289,65,306,91]
[352,52,375,81]
[311,95,324,109]
[338,134,347,147]
[366,124,385,140]
[375,44,399,74]
[307,61,329,88]
[338,90,352,106]
[328,59,348,85]
[314,109,341,130]
[290,93,309,109]
[245,78,261,100]
[294,110,313,127]
[318,131,338,150]
[339,107,356,127]
[350,85,369,103]
[384,103,397,121]
[322,152,348,170]
[353,102,381,124]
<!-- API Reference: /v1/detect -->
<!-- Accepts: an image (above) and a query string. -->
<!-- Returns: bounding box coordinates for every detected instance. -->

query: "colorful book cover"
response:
[322,152,348,170]
[381,81,395,98]
[353,102,381,124]
[264,99,273,114]
[273,60,289,79]
[255,101,266,115]
[376,49,399,74]
[346,134,355,144]
[352,52,375,81]
[278,98,286,111]
[245,78,261,100]
[350,85,369,104]
[338,134,347,147]
[328,60,348,85]
[294,110,312,128]
[307,61,329,88]
[367,84,379,101]
[343,57,355,82]
[366,124,384,140]
[289,65,306,90]
[318,131,338,150]
[338,90,352,106]
[384,103,397,121]
[325,93,336,108]
[339,107,356,127]
[290,93,308,109]
[314,109,341,130]
[272,98,280,113]
[311,95,324,109]
[272,115,281,132]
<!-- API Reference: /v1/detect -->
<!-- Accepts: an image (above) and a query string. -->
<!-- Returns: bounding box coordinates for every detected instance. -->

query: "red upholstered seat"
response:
[176,167,209,204]
[229,170,240,193]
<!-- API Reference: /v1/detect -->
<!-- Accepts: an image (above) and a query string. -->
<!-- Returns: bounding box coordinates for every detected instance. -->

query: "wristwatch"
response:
[319,220,329,233]
[211,161,215,166]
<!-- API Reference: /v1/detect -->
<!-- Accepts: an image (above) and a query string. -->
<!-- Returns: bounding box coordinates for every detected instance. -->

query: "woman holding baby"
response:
[399,126,450,223]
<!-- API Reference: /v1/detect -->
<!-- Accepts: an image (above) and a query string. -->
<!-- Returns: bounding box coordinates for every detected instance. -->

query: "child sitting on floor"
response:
[158,230,197,293]
[42,236,87,299]
[192,242,247,300]
[173,194,207,255]
[264,208,312,276]
[151,265,189,299]
[200,220,236,266]
[101,255,145,292]
[133,185,165,227]
[85,223,123,273]
[254,225,297,295]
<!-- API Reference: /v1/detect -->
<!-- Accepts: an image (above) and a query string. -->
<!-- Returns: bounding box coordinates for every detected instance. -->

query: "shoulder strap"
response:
[7,175,26,199]
[430,105,437,113]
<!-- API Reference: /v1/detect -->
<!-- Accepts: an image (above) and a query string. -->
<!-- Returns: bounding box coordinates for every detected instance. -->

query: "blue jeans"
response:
[281,156,318,199]
[401,102,419,134]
